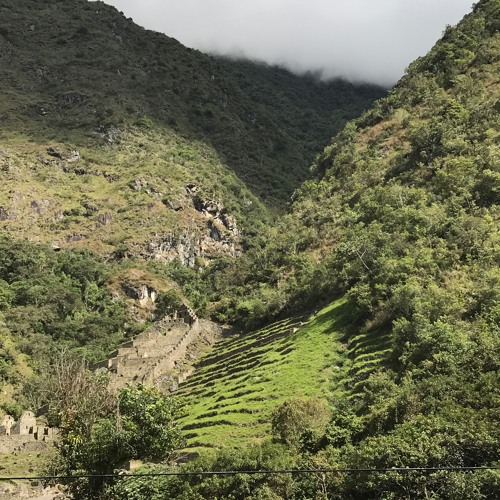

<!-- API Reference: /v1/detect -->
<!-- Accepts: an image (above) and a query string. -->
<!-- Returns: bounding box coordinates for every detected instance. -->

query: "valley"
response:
[0,0,499,499]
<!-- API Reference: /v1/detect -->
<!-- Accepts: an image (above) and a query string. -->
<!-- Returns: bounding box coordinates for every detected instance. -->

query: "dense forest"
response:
[0,0,499,498]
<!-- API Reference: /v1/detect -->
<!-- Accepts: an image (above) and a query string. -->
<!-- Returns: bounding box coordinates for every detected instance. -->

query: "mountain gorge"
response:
[167,1,500,497]
[0,0,499,498]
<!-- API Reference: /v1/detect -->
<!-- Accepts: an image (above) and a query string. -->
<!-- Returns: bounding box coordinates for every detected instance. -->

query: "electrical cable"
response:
[1,466,499,481]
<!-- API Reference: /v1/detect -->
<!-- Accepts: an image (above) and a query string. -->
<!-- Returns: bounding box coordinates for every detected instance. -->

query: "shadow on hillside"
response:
[0,0,386,206]
[306,299,355,334]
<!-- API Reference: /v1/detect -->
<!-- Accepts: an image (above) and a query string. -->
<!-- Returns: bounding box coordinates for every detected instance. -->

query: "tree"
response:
[47,363,184,499]
[271,397,330,449]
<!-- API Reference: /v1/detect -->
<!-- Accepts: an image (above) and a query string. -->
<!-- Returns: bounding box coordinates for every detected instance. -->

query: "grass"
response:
[342,328,394,393]
[174,297,397,454]
[176,298,354,453]
[0,126,267,258]
[0,447,56,478]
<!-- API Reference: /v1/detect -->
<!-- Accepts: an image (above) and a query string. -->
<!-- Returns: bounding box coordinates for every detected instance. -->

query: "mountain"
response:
[1,0,499,497]
[0,0,380,432]
[0,0,383,258]
[170,0,499,497]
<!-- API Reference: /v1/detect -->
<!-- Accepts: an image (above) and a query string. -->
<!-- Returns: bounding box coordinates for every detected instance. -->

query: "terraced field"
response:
[176,299,354,453]
[344,328,394,395]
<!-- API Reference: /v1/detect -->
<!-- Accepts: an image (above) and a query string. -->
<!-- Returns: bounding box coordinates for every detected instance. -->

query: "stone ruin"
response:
[0,411,55,441]
[93,304,202,391]
[164,304,197,326]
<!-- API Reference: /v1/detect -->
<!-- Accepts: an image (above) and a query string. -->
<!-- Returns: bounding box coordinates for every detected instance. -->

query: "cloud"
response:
[105,0,474,86]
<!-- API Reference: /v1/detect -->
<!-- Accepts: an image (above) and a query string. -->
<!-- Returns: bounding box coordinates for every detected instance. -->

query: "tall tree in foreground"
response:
[45,358,184,499]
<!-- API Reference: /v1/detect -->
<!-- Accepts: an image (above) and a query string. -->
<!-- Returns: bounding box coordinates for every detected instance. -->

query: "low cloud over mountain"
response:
[106,0,473,86]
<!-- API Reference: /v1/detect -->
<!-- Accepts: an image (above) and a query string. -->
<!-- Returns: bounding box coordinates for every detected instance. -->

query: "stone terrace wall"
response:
[95,305,202,390]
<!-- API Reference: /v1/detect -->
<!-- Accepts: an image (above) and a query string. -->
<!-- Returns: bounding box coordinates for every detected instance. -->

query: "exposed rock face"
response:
[65,233,85,243]
[47,147,80,162]
[139,188,243,266]
[189,188,241,238]
[144,231,203,267]
[162,198,183,211]
[30,199,52,215]
[93,125,122,144]
[143,227,241,267]
[130,178,162,199]
[103,171,120,183]
[136,185,243,266]
[97,212,113,226]
[122,283,158,307]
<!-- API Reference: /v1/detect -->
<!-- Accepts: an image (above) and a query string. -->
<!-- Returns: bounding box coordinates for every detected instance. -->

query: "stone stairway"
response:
[94,305,202,391]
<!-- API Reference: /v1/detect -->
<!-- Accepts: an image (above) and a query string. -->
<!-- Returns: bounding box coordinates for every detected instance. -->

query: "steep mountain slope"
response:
[1,0,499,497]
[0,0,381,412]
[0,0,383,428]
[0,0,383,237]
[217,0,500,330]
[155,1,499,497]
[177,300,351,453]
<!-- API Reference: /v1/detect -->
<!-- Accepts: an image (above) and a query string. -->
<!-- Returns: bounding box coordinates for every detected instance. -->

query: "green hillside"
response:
[0,0,383,212]
[1,0,499,498]
[0,0,380,407]
[177,300,351,452]
[120,1,499,498]
[0,0,381,436]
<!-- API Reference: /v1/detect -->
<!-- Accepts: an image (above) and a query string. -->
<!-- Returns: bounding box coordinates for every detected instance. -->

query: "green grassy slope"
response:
[177,299,352,452]
[0,124,266,258]
[0,0,383,259]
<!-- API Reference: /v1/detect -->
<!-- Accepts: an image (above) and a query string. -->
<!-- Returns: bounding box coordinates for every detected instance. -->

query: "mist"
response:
[104,0,474,87]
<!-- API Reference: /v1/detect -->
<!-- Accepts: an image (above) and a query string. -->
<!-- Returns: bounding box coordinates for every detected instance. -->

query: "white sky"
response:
[104,0,474,86]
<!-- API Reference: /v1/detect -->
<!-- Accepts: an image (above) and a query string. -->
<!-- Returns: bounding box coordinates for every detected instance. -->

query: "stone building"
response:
[0,411,55,441]
[0,415,15,436]
[12,411,37,435]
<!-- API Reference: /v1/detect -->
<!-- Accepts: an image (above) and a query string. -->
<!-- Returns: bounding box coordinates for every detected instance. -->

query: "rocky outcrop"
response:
[47,147,80,162]
[31,199,52,215]
[97,212,113,226]
[144,231,203,267]
[129,177,162,199]
[122,283,158,307]
[139,186,242,266]
[188,185,241,238]
[143,228,241,266]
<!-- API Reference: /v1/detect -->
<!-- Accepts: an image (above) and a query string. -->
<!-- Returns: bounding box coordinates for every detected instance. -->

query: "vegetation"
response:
[45,357,184,498]
[0,0,380,433]
[0,0,383,210]
[0,0,499,498]
[153,1,499,497]
[176,300,350,452]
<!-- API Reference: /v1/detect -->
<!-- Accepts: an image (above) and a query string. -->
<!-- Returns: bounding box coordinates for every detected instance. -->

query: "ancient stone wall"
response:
[0,412,56,453]
[94,304,202,391]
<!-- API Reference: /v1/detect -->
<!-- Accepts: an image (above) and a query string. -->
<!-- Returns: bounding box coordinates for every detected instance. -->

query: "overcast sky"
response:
[104,0,474,87]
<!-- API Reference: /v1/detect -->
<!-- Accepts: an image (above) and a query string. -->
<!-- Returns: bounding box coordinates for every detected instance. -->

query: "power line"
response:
[1,466,499,482]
